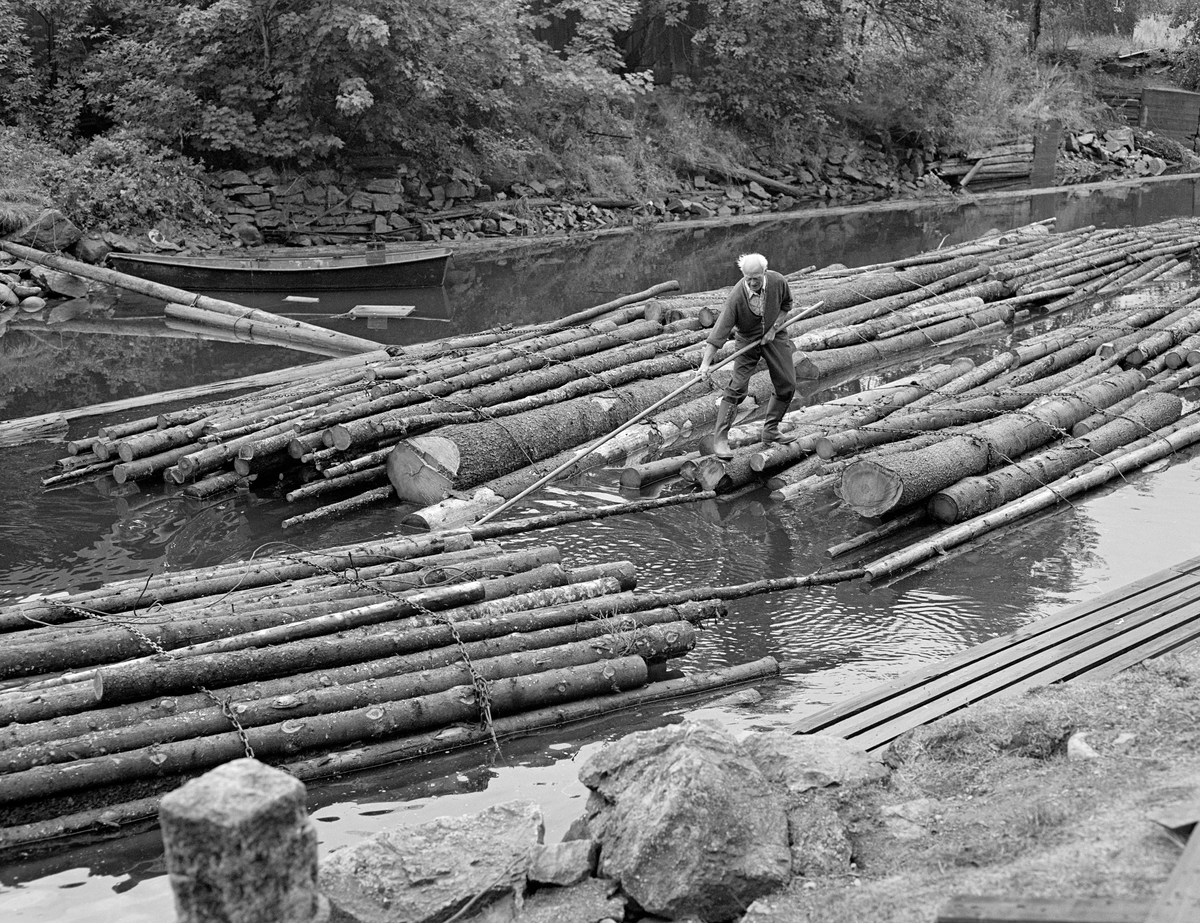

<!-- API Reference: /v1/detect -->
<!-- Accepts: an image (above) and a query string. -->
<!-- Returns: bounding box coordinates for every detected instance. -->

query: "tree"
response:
[690,0,848,143]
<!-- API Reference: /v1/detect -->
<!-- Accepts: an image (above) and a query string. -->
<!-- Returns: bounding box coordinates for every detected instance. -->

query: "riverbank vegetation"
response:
[0,1,1198,239]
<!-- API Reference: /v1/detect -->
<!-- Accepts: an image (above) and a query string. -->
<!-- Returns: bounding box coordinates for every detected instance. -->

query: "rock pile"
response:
[1057,126,1195,184]
[312,720,889,923]
[0,239,91,337]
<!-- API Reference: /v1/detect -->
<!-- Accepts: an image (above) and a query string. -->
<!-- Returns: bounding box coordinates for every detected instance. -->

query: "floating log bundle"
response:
[8,216,1200,558]
[0,527,809,855]
[10,215,1200,856]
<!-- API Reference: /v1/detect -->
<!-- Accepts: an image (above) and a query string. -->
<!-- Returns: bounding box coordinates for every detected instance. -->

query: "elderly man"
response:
[697,252,797,460]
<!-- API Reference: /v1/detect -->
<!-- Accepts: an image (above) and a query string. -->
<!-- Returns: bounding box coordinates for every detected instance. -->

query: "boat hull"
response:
[107,247,451,291]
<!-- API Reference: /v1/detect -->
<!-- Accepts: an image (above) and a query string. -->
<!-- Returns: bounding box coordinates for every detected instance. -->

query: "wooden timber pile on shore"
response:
[0,525,846,855]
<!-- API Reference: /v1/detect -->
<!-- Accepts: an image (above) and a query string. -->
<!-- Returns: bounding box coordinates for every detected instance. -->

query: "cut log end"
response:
[840,461,904,518]
[386,435,461,506]
[794,352,821,381]
[928,493,961,524]
[694,458,732,492]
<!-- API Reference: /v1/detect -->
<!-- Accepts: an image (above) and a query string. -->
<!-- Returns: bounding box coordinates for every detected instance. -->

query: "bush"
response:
[35,132,216,232]
[848,2,1035,151]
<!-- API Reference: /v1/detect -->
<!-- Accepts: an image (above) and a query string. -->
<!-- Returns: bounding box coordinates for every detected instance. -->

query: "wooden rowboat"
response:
[107,244,452,291]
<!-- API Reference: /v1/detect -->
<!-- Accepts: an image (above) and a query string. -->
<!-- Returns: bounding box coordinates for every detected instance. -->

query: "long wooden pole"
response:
[0,240,385,354]
[474,299,825,525]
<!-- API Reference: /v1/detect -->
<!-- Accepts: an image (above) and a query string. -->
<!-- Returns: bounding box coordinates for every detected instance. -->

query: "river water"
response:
[3,177,1200,921]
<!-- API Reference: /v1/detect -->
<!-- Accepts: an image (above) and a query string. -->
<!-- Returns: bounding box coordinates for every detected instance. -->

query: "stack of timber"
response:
[932,139,1036,191]
[0,526,831,855]
[16,216,1200,577]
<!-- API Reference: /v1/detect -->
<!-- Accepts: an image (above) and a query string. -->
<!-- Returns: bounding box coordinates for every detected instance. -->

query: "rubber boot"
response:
[760,395,797,446]
[711,398,738,460]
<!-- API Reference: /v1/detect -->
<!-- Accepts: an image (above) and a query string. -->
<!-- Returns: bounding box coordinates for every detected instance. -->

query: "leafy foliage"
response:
[0,0,109,144]
[847,0,1032,150]
[690,0,848,145]
[34,131,216,230]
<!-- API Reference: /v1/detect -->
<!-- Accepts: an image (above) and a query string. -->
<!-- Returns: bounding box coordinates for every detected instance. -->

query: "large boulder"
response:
[578,720,792,922]
[319,800,543,923]
[8,209,82,250]
[740,731,889,793]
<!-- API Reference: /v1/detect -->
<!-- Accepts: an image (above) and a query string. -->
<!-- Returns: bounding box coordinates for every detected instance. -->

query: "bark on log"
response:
[929,393,1183,523]
[839,370,1147,517]
[0,570,651,727]
[794,303,1016,381]
[0,624,696,773]
[0,658,652,805]
[385,371,701,505]
[0,533,475,631]
[86,564,648,705]
[0,240,384,354]
[327,330,704,451]
[0,601,695,748]
[327,319,666,432]
[0,547,563,679]
[280,657,780,782]
[862,416,1200,581]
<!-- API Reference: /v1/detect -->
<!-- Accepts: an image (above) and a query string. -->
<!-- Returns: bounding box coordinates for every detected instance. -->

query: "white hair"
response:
[737,253,768,274]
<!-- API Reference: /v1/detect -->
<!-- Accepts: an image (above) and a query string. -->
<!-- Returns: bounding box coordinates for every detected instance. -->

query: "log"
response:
[328,319,668,431]
[794,302,1017,381]
[0,547,564,678]
[326,329,704,451]
[839,370,1147,517]
[0,624,696,773]
[619,452,701,488]
[0,531,475,631]
[0,658,781,855]
[0,570,651,727]
[863,416,1200,581]
[86,563,628,703]
[0,657,652,805]
[385,370,702,505]
[0,240,384,354]
[0,602,698,748]
[164,303,364,358]
[281,656,781,781]
[181,471,249,499]
[754,358,975,473]
[113,440,207,483]
[826,509,929,558]
[929,393,1183,523]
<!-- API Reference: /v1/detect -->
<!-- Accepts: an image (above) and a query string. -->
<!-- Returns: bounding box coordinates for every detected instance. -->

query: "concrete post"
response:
[159,758,328,923]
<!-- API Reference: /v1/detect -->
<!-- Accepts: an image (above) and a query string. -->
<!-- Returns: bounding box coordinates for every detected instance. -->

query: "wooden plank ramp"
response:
[789,555,1200,753]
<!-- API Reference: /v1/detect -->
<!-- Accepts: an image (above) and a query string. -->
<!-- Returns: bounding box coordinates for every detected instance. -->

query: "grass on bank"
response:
[749,647,1200,923]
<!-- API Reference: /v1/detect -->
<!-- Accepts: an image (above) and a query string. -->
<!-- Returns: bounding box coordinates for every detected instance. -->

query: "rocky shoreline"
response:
[56,125,1200,260]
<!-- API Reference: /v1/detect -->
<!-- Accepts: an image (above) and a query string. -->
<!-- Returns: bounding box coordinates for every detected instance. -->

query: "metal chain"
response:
[57,603,256,758]
[278,553,505,755]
